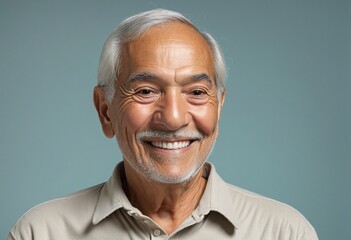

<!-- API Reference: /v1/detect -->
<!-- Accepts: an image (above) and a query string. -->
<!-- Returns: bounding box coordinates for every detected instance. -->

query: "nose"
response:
[152,89,190,131]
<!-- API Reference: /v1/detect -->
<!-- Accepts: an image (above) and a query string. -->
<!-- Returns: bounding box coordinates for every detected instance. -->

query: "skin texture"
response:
[94,22,225,234]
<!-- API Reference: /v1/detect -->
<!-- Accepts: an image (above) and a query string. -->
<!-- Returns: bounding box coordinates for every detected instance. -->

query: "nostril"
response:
[151,111,190,131]
[150,92,191,130]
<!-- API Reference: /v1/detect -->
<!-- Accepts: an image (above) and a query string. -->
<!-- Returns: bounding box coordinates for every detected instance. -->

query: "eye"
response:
[133,87,160,103]
[192,90,206,96]
[186,88,210,105]
[137,89,153,95]
[189,89,209,97]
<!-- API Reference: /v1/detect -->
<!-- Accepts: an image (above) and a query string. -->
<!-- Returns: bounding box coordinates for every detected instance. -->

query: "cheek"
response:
[114,101,155,158]
[118,102,154,134]
[190,103,219,136]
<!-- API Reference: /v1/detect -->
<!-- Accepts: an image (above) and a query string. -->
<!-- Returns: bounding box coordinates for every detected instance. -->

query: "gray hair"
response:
[97,9,226,102]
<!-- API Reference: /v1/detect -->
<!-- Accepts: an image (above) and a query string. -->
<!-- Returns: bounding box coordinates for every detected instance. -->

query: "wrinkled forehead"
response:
[119,22,215,81]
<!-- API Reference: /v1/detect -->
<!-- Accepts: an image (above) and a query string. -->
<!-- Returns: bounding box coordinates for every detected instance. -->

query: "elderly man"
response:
[9,9,318,240]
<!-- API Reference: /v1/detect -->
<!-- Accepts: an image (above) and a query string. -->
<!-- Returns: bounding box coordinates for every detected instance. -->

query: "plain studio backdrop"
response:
[1,1,350,239]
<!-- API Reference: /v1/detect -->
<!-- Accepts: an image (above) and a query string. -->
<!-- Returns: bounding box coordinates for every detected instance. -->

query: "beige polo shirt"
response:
[8,162,318,240]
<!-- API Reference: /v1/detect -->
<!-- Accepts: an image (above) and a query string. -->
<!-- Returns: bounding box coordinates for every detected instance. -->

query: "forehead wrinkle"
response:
[126,69,215,88]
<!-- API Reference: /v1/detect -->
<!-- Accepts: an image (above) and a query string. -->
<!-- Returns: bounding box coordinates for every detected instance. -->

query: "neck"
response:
[122,162,207,235]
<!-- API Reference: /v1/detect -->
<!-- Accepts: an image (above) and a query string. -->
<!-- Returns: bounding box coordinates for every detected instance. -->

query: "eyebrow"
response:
[188,73,213,83]
[127,72,159,83]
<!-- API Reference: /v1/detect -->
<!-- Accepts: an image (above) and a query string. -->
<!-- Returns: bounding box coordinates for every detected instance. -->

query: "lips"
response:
[150,141,191,150]
[137,130,203,152]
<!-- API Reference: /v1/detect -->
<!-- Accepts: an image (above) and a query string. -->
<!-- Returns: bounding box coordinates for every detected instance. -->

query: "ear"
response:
[217,88,226,119]
[93,86,115,138]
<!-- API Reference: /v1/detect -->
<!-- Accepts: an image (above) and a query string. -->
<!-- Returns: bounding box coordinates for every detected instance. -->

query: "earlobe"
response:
[220,89,226,107]
[218,88,226,118]
[93,86,115,138]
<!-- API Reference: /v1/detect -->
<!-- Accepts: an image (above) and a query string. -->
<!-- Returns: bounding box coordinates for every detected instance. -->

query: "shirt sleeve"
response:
[8,231,17,240]
[303,226,319,240]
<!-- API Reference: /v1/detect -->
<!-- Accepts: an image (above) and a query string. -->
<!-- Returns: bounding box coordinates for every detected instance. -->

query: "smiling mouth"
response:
[148,141,193,150]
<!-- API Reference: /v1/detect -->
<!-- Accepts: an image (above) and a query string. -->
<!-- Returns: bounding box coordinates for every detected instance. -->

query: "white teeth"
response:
[151,141,191,150]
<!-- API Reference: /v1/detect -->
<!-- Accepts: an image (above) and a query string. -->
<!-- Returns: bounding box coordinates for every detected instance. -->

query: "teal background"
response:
[0,0,349,239]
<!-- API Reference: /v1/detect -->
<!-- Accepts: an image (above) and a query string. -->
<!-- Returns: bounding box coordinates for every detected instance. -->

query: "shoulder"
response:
[226,183,302,218]
[9,183,104,240]
[225,183,318,239]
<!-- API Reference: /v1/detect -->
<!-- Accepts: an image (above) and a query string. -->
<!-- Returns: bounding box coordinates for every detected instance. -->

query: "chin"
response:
[145,161,207,184]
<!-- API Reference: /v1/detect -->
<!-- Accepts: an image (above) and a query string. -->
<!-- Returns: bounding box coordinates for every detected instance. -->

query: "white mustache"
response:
[137,130,204,141]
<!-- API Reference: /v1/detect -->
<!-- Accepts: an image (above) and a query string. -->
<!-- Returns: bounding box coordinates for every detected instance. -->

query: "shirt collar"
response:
[196,163,238,228]
[92,162,134,224]
[92,162,238,228]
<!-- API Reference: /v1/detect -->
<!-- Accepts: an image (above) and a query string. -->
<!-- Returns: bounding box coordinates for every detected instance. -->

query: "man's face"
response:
[100,22,225,183]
